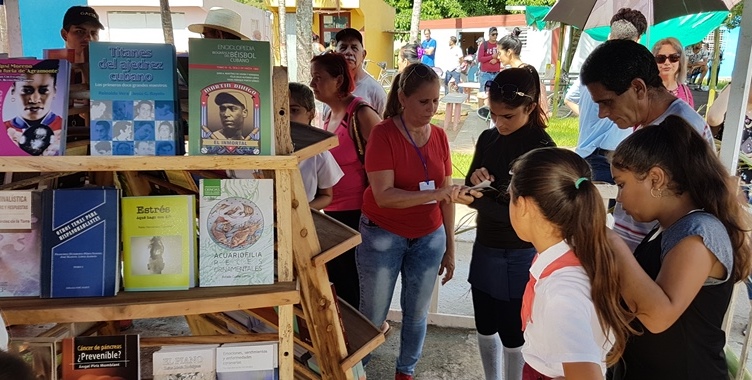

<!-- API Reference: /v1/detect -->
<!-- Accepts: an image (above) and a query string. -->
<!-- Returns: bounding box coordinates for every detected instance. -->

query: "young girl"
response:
[610,115,752,379]
[508,147,634,380]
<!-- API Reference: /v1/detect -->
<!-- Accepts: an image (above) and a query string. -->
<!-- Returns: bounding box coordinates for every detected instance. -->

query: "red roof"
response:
[419,14,527,30]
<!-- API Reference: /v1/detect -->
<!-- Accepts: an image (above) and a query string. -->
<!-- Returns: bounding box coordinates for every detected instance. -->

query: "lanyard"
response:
[399,114,430,183]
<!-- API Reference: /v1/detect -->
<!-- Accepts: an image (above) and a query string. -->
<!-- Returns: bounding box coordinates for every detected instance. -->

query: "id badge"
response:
[419,180,437,204]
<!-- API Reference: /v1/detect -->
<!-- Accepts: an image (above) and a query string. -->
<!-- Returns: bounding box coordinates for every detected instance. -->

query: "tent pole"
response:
[718,0,752,175]
[551,24,566,118]
[706,27,722,111]
[159,0,174,45]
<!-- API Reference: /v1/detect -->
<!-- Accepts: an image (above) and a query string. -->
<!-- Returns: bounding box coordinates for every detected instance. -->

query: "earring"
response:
[650,188,663,198]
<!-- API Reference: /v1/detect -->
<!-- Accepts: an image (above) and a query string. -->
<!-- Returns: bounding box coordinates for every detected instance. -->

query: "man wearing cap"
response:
[421,29,437,67]
[213,91,258,140]
[61,6,104,64]
[331,28,386,116]
[477,27,501,90]
[188,7,248,40]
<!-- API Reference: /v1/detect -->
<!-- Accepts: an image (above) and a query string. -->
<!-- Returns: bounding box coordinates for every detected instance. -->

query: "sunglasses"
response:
[402,64,435,83]
[655,53,681,64]
[490,33,498,36]
[484,82,534,102]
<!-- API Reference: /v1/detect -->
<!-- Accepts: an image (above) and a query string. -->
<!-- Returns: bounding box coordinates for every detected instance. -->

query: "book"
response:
[8,338,58,380]
[88,41,179,156]
[40,188,120,298]
[61,334,140,380]
[198,179,274,286]
[0,190,42,297]
[188,38,275,156]
[0,59,70,156]
[152,344,217,380]
[121,195,196,291]
[216,342,278,380]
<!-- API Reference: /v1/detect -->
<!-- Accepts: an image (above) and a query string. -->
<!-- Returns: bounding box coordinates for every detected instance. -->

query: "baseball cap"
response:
[335,28,363,45]
[63,6,104,30]
[214,91,246,108]
[489,27,498,34]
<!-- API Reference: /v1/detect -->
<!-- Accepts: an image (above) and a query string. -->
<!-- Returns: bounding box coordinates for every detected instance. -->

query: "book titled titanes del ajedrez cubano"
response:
[188,38,274,156]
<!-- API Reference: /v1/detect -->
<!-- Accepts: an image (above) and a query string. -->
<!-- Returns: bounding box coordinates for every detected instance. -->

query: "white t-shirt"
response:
[298,150,344,202]
[613,99,714,251]
[522,241,612,378]
[230,151,343,203]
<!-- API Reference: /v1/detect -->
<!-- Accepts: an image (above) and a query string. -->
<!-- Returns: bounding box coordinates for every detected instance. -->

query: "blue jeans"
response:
[479,71,499,90]
[444,70,461,94]
[356,215,446,375]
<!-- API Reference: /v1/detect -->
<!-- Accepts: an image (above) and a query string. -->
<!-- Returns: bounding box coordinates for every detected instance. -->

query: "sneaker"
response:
[395,372,413,380]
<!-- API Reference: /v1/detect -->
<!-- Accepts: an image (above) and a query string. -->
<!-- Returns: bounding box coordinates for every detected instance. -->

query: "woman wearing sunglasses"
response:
[462,66,555,380]
[652,38,694,108]
[310,52,382,310]
[357,62,477,380]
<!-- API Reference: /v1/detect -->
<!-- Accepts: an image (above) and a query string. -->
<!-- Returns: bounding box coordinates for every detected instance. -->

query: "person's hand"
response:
[469,167,494,185]
[451,186,483,205]
[490,58,498,65]
[439,250,455,285]
[433,185,460,204]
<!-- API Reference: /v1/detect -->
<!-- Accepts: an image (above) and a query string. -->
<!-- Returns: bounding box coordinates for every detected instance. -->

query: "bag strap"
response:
[345,97,374,161]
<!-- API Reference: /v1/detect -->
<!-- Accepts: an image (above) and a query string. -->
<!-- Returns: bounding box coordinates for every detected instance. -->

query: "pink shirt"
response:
[323,100,368,212]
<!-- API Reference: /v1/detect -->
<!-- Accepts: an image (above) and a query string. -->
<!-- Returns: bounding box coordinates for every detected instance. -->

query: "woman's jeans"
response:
[356,215,446,375]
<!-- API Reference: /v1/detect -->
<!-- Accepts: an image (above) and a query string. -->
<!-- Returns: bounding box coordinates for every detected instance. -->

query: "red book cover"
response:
[62,334,140,379]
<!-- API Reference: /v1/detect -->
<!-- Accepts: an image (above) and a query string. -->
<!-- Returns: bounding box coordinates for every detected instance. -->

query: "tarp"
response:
[584,11,730,47]
[526,6,552,31]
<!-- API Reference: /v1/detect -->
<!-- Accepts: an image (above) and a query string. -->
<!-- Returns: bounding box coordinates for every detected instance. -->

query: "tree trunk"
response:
[296,0,313,85]
[159,0,174,45]
[0,4,8,54]
[278,0,288,66]
[409,0,422,43]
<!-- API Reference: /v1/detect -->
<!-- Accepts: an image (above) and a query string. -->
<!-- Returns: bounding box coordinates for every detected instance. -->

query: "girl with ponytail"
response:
[508,147,634,380]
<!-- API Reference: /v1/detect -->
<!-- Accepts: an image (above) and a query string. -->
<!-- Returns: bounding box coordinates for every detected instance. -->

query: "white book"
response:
[216,342,278,380]
[153,344,217,380]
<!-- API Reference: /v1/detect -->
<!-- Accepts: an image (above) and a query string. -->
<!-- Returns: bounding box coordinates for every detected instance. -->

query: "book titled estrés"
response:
[40,188,120,298]
[188,38,274,156]
[121,195,196,291]
[199,179,274,286]
[62,334,140,380]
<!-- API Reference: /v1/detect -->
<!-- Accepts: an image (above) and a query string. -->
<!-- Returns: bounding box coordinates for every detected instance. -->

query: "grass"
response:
[451,116,580,179]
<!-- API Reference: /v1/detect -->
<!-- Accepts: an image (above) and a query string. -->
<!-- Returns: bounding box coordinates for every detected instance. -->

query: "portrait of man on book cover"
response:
[1,60,65,156]
[199,86,262,154]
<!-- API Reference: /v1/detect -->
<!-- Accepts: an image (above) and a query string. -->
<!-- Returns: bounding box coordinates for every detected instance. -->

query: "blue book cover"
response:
[89,42,178,157]
[40,188,120,298]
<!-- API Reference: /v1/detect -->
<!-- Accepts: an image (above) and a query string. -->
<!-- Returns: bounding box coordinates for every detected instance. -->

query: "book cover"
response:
[0,59,70,156]
[216,342,277,380]
[0,190,42,296]
[121,195,196,291]
[198,179,274,286]
[40,188,120,298]
[8,338,58,380]
[88,42,178,156]
[62,334,140,380]
[188,38,274,156]
[153,344,216,380]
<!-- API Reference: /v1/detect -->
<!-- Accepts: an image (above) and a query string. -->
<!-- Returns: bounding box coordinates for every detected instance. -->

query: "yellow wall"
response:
[265,0,396,76]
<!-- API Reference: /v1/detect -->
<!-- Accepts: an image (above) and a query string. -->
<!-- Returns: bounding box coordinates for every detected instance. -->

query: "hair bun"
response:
[512,27,522,38]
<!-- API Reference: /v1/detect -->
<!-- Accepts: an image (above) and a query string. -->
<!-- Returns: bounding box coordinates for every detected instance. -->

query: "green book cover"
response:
[199,179,274,286]
[188,38,274,156]
[121,195,196,291]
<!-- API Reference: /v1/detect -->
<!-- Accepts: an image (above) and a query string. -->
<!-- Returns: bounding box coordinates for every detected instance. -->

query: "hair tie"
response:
[574,177,589,189]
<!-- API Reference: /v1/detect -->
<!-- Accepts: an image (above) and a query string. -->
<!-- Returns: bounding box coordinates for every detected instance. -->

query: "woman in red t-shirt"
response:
[310,53,382,309]
[357,62,478,380]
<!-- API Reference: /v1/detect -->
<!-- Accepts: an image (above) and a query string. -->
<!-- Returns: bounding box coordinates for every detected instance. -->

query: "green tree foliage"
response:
[234,0,266,10]
[506,0,554,5]
[384,0,466,33]
[724,2,743,29]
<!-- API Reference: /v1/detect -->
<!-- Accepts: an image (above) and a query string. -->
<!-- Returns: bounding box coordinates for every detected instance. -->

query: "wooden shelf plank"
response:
[140,333,279,347]
[311,211,361,267]
[337,297,384,369]
[290,122,338,162]
[0,155,300,172]
[1,282,299,325]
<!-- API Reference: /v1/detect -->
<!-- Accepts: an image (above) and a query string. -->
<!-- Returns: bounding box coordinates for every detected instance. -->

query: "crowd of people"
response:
[2,4,752,380]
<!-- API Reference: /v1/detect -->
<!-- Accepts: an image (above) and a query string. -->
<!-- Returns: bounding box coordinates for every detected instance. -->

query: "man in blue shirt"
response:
[421,29,437,67]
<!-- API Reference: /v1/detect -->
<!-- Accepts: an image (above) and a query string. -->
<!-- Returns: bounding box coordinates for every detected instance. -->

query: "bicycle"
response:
[545,74,575,119]
[364,60,397,90]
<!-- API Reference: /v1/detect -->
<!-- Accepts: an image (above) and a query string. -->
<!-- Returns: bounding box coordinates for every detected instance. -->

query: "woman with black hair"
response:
[497,27,523,69]
[461,65,555,380]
